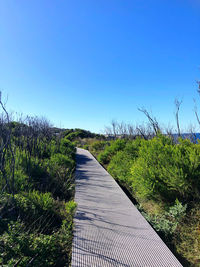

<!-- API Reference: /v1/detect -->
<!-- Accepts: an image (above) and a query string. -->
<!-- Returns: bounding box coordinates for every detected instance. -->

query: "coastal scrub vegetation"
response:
[0,94,76,266]
[82,97,200,266]
[87,133,200,266]
[2,88,200,266]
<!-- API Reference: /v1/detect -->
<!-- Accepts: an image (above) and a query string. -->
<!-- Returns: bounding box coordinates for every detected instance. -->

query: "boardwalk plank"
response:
[71,148,182,267]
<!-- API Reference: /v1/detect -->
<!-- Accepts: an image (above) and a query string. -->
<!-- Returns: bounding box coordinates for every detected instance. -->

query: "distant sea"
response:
[172,133,200,143]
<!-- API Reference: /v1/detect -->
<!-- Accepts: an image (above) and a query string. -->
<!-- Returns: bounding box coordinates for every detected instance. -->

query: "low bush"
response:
[90,141,107,152]
[63,128,103,141]
[140,199,187,237]
[83,144,89,150]
[14,192,62,234]
[0,219,73,267]
[98,139,127,165]
[60,137,76,157]
[50,153,75,170]
[108,138,141,187]
[0,191,77,266]
[130,135,200,202]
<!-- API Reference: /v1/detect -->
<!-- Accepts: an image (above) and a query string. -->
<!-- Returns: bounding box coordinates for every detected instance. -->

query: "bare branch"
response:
[138,107,160,135]
[174,98,182,137]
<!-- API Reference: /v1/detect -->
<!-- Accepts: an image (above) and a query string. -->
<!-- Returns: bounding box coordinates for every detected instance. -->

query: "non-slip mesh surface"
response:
[71,148,182,267]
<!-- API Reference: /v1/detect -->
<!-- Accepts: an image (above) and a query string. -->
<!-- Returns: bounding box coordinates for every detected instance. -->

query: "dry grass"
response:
[139,200,165,216]
[174,204,200,266]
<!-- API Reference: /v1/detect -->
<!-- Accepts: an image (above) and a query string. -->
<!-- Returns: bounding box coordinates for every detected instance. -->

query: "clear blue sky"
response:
[0,0,200,133]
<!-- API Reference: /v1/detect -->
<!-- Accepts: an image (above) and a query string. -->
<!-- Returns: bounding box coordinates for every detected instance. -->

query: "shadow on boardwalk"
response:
[71,148,183,267]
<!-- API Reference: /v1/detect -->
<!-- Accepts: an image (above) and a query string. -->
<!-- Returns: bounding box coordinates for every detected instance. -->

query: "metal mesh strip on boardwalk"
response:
[71,148,182,267]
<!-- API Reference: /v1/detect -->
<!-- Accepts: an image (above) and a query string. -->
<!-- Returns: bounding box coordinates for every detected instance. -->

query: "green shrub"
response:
[108,150,132,184]
[50,153,74,170]
[14,169,29,192]
[0,194,16,233]
[72,140,79,147]
[19,155,48,186]
[108,138,142,186]
[64,129,97,141]
[13,191,63,234]
[90,141,107,152]
[65,200,77,214]
[83,144,89,150]
[98,139,127,165]
[141,199,187,237]
[37,141,52,159]
[26,190,54,211]
[130,135,200,202]
[45,155,75,200]
[0,220,72,266]
[62,201,77,231]
[98,150,111,165]
[60,137,76,157]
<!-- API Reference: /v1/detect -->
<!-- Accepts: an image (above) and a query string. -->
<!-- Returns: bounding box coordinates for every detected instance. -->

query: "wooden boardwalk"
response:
[71,148,182,267]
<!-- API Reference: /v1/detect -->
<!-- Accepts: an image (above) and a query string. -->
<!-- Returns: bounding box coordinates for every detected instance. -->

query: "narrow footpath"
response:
[71,148,182,267]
